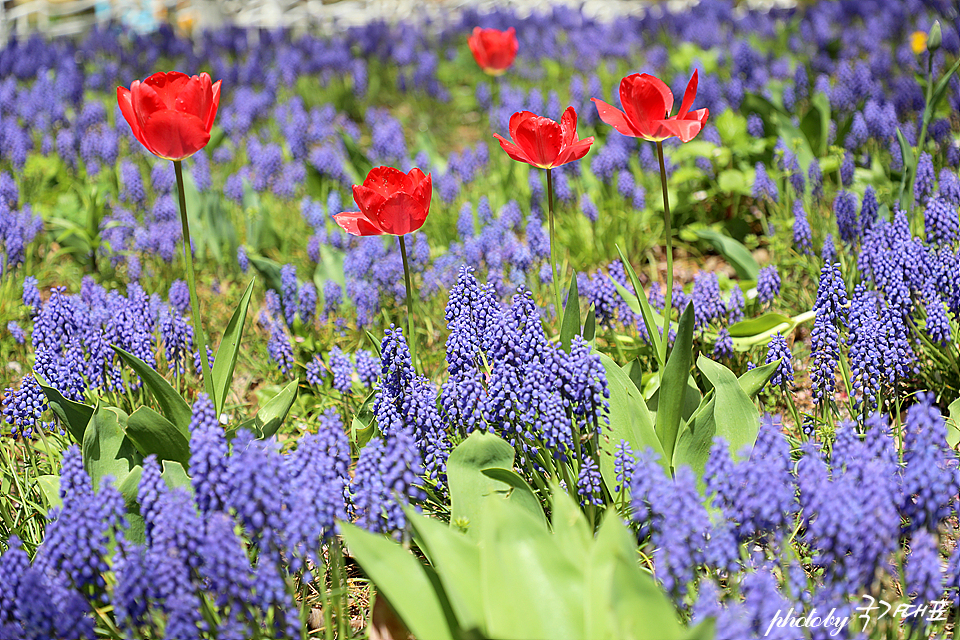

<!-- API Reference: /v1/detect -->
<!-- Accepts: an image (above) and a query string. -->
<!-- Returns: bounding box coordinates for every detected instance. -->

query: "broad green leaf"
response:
[730,309,814,349]
[674,356,761,480]
[248,254,283,296]
[161,460,193,492]
[480,497,583,640]
[728,313,793,338]
[598,353,666,496]
[896,127,915,204]
[559,273,581,353]
[82,405,141,491]
[447,431,515,537]
[550,484,592,560]
[615,246,663,367]
[125,406,191,470]
[684,618,717,640]
[314,244,348,295]
[947,397,960,449]
[406,509,484,635]
[34,373,93,443]
[592,511,685,640]
[716,169,752,196]
[111,346,191,436]
[480,467,547,528]
[656,303,695,468]
[930,58,960,119]
[340,522,457,640]
[211,279,255,416]
[256,379,299,439]
[351,390,378,448]
[693,229,759,280]
[646,375,702,425]
[36,475,62,513]
[738,360,781,399]
[117,466,146,544]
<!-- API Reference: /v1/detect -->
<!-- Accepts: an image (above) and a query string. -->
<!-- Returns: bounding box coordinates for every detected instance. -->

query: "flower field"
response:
[1,0,960,638]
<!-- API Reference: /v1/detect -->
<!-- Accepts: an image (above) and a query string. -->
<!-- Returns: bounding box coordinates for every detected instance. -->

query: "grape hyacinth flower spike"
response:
[333,166,432,369]
[117,71,221,401]
[592,70,709,362]
[493,107,594,318]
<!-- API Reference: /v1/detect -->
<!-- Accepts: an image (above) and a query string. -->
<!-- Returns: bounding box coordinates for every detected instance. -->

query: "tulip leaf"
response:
[36,475,62,514]
[930,58,960,121]
[116,466,146,544]
[248,254,283,297]
[583,304,597,346]
[655,303,695,469]
[480,467,547,528]
[313,244,348,298]
[447,431,516,538]
[111,345,192,437]
[737,359,781,399]
[693,228,759,280]
[598,353,666,497]
[615,245,663,367]
[211,279,256,416]
[255,379,300,439]
[34,373,94,443]
[125,406,192,470]
[340,522,457,640]
[82,405,142,493]
[161,460,193,493]
[896,127,915,203]
[351,390,378,448]
[560,272,581,353]
[947,397,960,449]
[727,313,793,338]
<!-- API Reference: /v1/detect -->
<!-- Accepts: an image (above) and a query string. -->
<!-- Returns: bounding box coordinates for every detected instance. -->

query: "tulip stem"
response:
[656,141,673,364]
[174,159,215,402]
[398,234,418,371]
[545,168,564,323]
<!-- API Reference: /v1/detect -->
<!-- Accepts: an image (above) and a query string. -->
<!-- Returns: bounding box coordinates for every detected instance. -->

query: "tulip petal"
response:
[591,98,640,138]
[206,79,222,132]
[376,192,428,235]
[353,184,388,218]
[621,74,673,137]
[143,71,191,109]
[555,136,594,167]
[332,211,385,236]
[116,86,141,140]
[520,115,563,167]
[174,75,207,120]
[413,172,432,214]
[361,166,410,199]
[507,111,534,145]
[139,109,210,160]
[661,117,703,143]
[677,70,699,119]
[493,133,535,166]
[131,81,167,144]
[559,106,579,147]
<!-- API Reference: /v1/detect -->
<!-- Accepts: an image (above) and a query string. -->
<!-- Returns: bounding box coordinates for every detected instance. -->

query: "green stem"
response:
[656,141,673,364]
[173,160,215,402]
[398,234,418,371]
[546,168,564,321]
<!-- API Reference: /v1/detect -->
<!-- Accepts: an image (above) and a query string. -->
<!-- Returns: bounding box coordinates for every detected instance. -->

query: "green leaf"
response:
[730,309,814,349]
[947,397,960,449]
[583,304,596,346]
[351,390,378,448]
[656,303,695,468]
[738,360,781,399]
[447,431,515,537]
[125,406,192,470]
[117,466,146,544]
[896,127,915,204]
[559,272,581,353]
[255,379,299,439]
[34,373,93,443]
[614,246,663,367]
[340,522,457,640]
[597,354,666,497]
[480,497,583,640]
[674,356,761,480]
[211,279,255,416]
[36,475,62,513]
[716,169,752,196]
[930,58,960,118]
[314,244,348,295]
[550,484,592,560]
[161,460,193,492]
[248,254,283,296]
[82,405,142,491]
[480,468,547,529]
[111,346,191,436]
[406,509,485,635]
[727,313,793,338]
[693,229,759,280]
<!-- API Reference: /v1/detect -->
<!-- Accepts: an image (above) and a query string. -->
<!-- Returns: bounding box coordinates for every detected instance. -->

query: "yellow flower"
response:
[910,31,928,54]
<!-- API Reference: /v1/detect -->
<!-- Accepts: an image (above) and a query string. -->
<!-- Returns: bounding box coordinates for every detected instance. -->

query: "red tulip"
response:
[592,70,709,143]
[493,107,594,169]
[468,27,519,76]
[334,167,432,237]
[117,71,221,161]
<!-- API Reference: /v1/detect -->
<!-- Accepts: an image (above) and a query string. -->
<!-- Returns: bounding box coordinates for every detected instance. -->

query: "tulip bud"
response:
[928,20,942,52]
